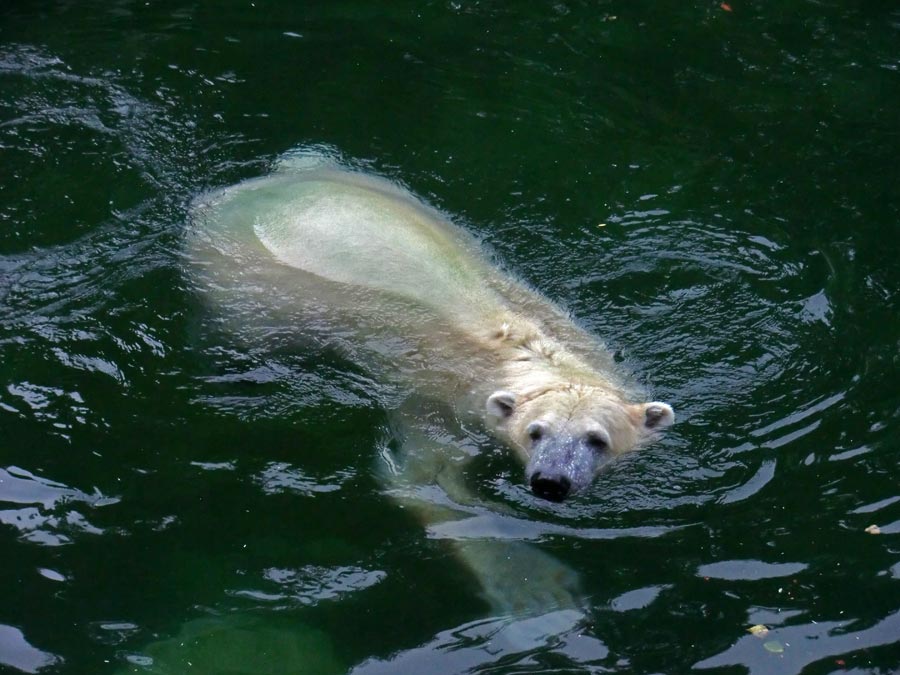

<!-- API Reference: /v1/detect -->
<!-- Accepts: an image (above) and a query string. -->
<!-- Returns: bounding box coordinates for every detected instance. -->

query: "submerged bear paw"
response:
[457,539,584,617]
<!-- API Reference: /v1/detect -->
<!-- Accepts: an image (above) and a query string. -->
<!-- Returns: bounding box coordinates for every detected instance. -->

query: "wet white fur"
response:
[186,156,674,617]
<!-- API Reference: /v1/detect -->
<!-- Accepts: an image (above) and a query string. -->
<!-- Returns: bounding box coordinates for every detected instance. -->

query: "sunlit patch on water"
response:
[252,461,355,497]
[351,609,609,675]
[608,585,671,613]
[695,610,900,675]
[426,506,679,543]
[87,622,141,647]
[697,560,808,581]
[3,382,99,441]
[230,565,386,608]
[0,466,118,546]
[0,624,62,673]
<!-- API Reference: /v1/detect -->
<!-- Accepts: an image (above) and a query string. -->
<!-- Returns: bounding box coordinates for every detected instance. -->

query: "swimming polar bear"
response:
[186,155,674,616]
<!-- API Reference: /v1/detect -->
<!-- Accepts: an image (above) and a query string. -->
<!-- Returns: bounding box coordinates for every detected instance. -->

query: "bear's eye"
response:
[526,421,548,442]
[586,431,609,452]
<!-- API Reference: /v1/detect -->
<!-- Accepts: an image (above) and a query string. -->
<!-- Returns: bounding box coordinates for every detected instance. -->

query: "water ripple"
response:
[0,624,61,674]
[695,609,900,675]
[230,565,386,608]
[0,466,118,546]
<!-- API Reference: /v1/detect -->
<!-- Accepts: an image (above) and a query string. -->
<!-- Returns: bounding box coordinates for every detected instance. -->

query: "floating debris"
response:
[748,624,769,637]
[763,640,785,654]
[865,524,881,535]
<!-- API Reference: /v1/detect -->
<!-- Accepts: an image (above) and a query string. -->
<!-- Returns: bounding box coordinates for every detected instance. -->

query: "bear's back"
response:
[193,167,506,323]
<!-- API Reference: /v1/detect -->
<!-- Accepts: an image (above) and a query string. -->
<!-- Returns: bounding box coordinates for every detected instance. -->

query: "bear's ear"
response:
[486,390,517,418]
[642,402,675,430]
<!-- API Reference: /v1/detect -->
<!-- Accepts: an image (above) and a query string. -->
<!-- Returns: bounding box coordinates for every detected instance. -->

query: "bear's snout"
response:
[530,472,572,502]
[526,435,598,501]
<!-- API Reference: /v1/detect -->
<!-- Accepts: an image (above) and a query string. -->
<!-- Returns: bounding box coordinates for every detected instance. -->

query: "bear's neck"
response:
[481,314,619,398]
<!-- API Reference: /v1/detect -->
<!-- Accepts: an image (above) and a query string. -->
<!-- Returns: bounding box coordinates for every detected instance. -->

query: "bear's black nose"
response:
[530,473,571,502]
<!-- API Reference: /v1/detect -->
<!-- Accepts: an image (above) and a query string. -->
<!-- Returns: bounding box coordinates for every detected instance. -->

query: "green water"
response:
[2,1,899,673]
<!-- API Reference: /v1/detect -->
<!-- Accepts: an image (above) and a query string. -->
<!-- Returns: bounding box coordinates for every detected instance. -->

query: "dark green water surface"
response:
[2,2,899,673]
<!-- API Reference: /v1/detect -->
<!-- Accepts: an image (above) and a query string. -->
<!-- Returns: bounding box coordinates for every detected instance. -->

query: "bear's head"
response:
[486,386,674,502]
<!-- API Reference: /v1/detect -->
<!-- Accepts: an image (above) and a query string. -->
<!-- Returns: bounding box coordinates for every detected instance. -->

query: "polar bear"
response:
[186,154,674,616]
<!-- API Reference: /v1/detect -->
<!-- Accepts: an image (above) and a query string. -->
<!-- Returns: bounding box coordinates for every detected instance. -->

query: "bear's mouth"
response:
[529,472,572,502]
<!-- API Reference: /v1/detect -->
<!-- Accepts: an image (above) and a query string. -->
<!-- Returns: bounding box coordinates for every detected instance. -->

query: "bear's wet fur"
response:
[187,154,675,616]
